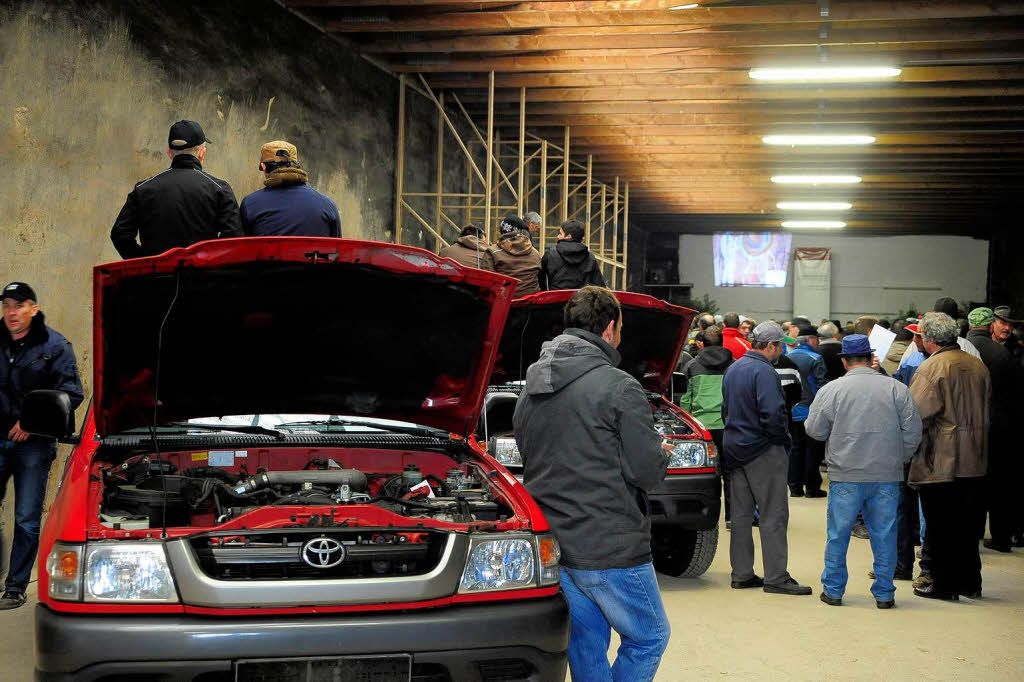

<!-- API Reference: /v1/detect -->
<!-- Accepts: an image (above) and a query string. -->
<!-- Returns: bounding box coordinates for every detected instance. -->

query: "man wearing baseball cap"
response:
[491,215,542,296]
[805,335,922,608]
[240,140,341,238]
[722,321,813,596]
[111,120,242,258]
[0,283,83,609]
[966,308,1018,552]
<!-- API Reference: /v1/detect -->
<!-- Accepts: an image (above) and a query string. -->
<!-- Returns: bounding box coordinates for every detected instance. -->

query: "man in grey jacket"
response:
[806,334,922,609]
[514,286,671,682]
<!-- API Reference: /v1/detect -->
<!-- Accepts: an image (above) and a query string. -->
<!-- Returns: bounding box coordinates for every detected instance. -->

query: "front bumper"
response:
[649,472,721,530]
[35,595,569,682]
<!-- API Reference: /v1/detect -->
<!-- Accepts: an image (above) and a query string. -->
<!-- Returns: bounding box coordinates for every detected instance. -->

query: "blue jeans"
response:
[821,481,900,601]
[0,438,56,593]
[560,563,670,682]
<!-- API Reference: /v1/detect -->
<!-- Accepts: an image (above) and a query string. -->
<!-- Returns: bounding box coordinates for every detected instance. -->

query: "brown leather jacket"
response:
[908,346,991,485]
[439,235,494,271]
[491,233,542,296]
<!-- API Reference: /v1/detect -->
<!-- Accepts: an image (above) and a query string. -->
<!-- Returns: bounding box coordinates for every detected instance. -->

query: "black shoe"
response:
[852,523,870,539]
[731,575,765,589]
[789,486,805,498]
[876,600,896,609]
[983,539,1012,553]
[868,570,913,581]
[1012,536,1024,548]
[913,585,958,601]
[819,592,842,606]
[0,591,26,610]
[805,489,827,498]
[958,589,982,599]
[764,578,813,596]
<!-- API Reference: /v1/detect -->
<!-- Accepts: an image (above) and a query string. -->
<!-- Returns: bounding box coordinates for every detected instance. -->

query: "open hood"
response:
[489,290,695,394]
[93,238,518,437]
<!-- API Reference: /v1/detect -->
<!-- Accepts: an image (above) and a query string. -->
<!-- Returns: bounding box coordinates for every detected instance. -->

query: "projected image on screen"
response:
[713,232,792,287]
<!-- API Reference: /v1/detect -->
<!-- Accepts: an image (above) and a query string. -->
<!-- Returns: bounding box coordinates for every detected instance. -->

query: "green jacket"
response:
[679,346,734,431]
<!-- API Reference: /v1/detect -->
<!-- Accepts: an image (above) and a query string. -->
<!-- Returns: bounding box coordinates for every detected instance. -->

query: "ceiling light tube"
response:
[771,175,862,185]
[763,134,875,146]
[749,66,902,82]
[782,220,846,229]
[777,201,852,211]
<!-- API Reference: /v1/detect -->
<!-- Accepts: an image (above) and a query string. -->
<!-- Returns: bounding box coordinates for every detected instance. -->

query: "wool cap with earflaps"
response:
[259,140,299,169]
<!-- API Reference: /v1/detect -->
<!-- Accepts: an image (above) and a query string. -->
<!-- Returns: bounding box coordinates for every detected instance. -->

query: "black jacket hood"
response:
[0,311,48,348]
[696,346,733,370]
[555,240,591,266]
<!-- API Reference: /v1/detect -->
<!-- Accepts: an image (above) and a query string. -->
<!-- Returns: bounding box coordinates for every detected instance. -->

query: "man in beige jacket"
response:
[908,312,991,601]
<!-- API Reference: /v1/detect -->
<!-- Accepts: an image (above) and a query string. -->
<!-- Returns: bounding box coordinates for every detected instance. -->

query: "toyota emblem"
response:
[301,537,346,568]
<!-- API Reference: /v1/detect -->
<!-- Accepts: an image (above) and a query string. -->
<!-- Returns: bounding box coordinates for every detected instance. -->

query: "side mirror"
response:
[20,390,77,443]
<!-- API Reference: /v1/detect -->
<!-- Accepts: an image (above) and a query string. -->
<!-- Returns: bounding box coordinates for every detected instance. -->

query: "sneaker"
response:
[805,489,827,498]
[983,539,1012,553]
[912,574,933,589]
[876,600,896,609]
[764,578,812,596]
[852,523,870,539]
[731,575,765,589]
[0,591,26,610]
[819,592,842,606]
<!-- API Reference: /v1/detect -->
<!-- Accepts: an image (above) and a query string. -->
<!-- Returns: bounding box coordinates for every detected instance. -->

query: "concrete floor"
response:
[4,495,1023,680]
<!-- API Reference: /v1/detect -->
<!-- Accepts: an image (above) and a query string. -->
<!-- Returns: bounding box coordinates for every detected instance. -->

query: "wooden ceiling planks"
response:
[282,0,1024,235]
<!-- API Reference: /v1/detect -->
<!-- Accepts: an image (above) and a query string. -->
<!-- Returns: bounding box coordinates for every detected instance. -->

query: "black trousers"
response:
[787,421,824,493]
[919,479,984,594]
[896,472,918,575]
[986,426,1020,546]
[710,429,727,521]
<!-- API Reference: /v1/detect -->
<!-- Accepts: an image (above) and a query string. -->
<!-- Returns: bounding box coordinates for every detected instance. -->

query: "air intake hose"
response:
[235,469,368,494]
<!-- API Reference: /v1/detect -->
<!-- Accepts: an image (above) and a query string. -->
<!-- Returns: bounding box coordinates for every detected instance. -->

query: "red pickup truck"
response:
[24,238,569,682]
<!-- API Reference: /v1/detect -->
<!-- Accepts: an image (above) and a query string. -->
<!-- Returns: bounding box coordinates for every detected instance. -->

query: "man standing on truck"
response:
[111,120,242,258]
[0,282,83,610]
[514,286,671,682]
[240,140,341,237]
[540,220,606,290]
[722,321,813,596]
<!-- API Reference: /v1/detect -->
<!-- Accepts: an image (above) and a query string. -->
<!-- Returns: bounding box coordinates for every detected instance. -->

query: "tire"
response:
[652,527,719,578]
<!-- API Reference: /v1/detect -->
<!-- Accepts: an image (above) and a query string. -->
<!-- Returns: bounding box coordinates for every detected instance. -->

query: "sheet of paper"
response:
[868,325,897,364]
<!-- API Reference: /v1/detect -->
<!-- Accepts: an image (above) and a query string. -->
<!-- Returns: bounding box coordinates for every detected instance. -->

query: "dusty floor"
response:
[4,493,1023,680]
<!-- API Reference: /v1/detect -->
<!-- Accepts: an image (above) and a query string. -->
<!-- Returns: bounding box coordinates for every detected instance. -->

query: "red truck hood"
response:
[92,238,518,437]
[489,290,695,394]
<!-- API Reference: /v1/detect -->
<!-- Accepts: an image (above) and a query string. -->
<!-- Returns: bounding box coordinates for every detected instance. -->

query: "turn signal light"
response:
[538,537,559,566]
[57,551,79,578]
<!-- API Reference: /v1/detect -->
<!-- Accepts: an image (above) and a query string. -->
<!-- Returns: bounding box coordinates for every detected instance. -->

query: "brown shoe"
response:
[913,574,933,589]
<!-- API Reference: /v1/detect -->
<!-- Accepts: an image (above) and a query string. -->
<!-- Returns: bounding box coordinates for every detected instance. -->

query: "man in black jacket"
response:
[540,220,606,290]
[514,286,670,682]
[0,283,83,609]
[111,120,242,258]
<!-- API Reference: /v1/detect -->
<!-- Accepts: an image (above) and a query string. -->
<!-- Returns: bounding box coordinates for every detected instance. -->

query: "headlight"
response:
[667,440,708,469]
[46,543,83,601]
[459,534,561,593]
[84,543,178,603]
[489,437,523,467]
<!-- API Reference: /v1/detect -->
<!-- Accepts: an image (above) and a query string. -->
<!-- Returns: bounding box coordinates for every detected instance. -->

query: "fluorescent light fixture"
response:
[668,3,699,8]
[777,201,852,211]
[771,175,862,185]
[763,134,875,146]
[782,220,846,229]
[749,66,902,82]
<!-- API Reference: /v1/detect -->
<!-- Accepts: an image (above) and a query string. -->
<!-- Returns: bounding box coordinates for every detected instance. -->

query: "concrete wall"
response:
[677,233,990,322]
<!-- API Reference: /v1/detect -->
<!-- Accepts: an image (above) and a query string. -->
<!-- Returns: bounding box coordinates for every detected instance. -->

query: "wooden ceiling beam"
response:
[366,24,1024,53]
[496,113,1024,127]
[325,1,1024,33]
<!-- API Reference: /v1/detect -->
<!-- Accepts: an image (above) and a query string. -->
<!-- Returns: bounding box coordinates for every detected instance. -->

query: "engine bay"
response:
[96,447,516,531]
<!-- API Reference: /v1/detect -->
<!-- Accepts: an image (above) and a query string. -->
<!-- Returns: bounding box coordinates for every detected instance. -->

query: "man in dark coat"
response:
[514,286,671,681]
[722,322,812,596]
[0,283,83,609]
[540,220,605,290]
[240,140,341,237]
[111,120,242,258]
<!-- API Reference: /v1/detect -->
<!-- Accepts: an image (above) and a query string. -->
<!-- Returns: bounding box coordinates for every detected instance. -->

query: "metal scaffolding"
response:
[394,72,630,290]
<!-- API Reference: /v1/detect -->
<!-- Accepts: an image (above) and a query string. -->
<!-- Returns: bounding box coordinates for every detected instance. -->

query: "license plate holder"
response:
[235,654,412,682]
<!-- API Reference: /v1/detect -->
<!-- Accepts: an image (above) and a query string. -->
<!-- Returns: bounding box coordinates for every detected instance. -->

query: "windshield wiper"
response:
[276,418,448,439]
[164,422,287,439]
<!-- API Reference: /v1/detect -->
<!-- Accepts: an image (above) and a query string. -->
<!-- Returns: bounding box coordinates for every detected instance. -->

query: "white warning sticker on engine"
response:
[209,451,235,466]
[235,450,248,458]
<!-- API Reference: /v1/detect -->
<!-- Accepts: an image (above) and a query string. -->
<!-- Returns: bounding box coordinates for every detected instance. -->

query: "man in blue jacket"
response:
[240,141,341,237]
[0,282,83,609]
[722,321,812,596]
